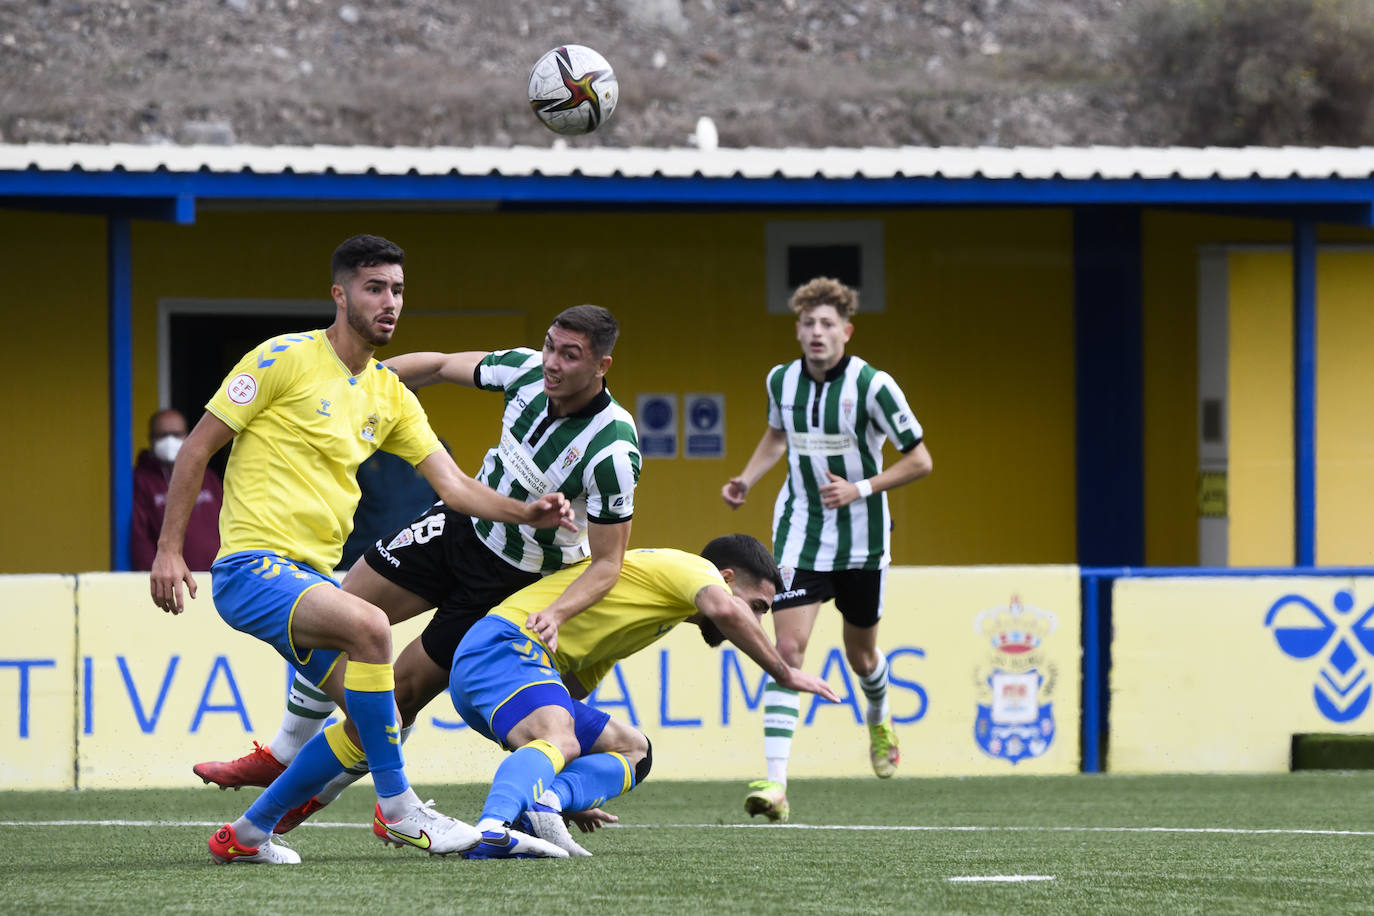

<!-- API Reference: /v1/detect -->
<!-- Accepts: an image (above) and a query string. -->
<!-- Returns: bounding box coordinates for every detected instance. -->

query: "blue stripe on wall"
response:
[1292,219,1317,566]
[1073,207,1145,566]
[108,217,133,571]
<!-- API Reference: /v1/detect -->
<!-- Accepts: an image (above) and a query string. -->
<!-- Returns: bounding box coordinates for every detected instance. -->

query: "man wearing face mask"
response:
[131,408,223,571]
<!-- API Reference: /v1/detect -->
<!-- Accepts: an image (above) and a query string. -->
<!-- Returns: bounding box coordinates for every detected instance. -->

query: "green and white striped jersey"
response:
[471,347,640,574]
[765,355,922,571]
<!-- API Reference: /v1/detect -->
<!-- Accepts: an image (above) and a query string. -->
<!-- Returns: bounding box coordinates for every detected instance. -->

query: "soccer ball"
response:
[527,45,619,136]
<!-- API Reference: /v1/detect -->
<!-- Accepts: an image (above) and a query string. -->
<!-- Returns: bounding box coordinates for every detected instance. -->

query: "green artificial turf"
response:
[3,773,1373,914]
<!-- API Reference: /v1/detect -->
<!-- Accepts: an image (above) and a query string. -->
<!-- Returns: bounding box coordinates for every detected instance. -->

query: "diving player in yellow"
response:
[150,234,575,865]
[237,533,839,859]
[464,534,839,857]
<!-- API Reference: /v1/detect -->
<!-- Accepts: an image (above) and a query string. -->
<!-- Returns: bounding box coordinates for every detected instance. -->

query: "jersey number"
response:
[410,513,446,545]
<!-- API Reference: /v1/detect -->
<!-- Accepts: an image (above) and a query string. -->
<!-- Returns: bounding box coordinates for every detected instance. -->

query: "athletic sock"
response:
[762,680,800,783]
[269,672,335,765]
[230,815,268,848]
[479,739,565,826]
[378,786,422,820]
[242,723,358,835]
[342,661,407,799]
[546,752,635,812]
[859,650,891,726]
[315,722,412,804]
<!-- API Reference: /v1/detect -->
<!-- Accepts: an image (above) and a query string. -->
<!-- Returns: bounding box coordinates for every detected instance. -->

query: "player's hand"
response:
[721,476,749,508]
[150,550,197,615]
[780,666,840,703]
[819,470,861,509]
[527,492,577,531]
[526,610,561,654]
[566,807,618,833]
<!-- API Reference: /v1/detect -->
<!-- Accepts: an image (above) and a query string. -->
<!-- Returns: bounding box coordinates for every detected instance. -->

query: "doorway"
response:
[159,299,335,478]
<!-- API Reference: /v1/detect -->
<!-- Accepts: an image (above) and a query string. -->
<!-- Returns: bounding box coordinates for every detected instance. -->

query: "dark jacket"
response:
[131,449,223,571]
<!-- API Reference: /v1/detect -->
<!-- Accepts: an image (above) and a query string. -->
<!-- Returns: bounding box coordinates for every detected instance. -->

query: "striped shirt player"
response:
[766,354,923,572]
[472,346,640,574]
[722,276,933,822]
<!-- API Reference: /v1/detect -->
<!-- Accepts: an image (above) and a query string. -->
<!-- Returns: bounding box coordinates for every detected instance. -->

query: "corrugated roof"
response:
[2,142,1373,181]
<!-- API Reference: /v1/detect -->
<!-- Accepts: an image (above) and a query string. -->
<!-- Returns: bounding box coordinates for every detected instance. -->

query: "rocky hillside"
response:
[0,0,1186,149]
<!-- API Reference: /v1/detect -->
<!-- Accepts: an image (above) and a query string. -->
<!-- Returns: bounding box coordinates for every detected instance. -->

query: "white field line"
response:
[948,875,1056,883]
[1,820,1372,837]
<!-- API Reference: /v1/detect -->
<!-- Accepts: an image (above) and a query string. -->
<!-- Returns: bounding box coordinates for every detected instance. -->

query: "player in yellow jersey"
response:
[150,234,575,865]
[233,534,840,858]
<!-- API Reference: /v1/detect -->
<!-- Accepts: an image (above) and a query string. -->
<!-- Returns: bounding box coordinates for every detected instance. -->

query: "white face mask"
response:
[153,435,183,464]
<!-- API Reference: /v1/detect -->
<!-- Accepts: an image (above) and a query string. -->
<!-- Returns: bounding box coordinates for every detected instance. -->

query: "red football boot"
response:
[208,823,300,865]
[273,796,327,834]
[193,741,286,790]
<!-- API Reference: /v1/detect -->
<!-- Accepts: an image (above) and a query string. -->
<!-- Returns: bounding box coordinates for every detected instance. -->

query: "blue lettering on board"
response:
[190,656,252,733]
[888,647,929,724]
[658,649,702,727]
[804,646,928,725]
[117,655,179,734]
[720,648,769,725]
[1,658,57,738]
[587,664,640,727]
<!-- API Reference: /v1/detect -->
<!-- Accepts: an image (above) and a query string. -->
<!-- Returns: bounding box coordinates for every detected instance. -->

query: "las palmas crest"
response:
[973,596,1058,764]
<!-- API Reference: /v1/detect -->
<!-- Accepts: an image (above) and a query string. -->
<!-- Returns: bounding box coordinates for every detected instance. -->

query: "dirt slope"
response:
[0,0,1139,148]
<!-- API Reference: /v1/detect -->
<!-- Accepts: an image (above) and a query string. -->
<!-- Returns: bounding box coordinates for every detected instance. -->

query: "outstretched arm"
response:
[820,441,933,510]
[525,520,631,653]
[384,351,488,389]
[721,425,788,509]
[151,412,235,614]
[416,450,575,532]
[693,584,839,702]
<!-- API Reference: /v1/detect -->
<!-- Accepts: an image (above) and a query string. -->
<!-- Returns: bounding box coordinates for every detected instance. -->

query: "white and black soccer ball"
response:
[527,45,619,136]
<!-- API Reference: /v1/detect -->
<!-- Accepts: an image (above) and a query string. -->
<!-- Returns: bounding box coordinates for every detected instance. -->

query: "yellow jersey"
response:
[206,330,441,575]
[490,548,728,693]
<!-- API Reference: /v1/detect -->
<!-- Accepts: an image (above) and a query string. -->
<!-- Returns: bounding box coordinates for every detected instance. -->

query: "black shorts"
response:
[362,504,540,669]
[772,567,887,628]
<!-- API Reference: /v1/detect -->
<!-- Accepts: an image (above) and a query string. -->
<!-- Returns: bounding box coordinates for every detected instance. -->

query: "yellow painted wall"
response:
[13,203,1374,575]
[1225,245,1374,566]
[1228,250,1296,565]
[1139,212,1292,566]
[1314,251,1374,565]
[21,206,1076,577]
[878,209,1076,564]
[0,211,109,572]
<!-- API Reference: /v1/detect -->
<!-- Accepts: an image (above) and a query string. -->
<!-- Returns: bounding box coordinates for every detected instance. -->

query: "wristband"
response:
[854,479,874,499]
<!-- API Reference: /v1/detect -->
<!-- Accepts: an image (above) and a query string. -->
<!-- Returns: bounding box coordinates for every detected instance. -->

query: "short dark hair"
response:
[331,234,405,283]
[552,305,619,358]
[697,535,782,647]
[700,534,783,592]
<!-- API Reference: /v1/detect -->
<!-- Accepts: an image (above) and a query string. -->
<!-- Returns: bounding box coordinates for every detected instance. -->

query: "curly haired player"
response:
[721,276,933,823]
